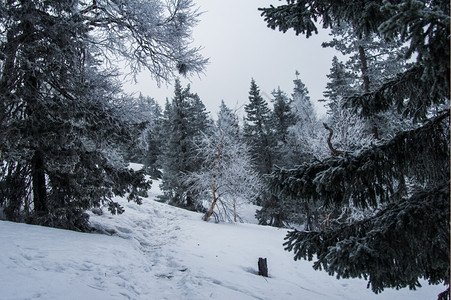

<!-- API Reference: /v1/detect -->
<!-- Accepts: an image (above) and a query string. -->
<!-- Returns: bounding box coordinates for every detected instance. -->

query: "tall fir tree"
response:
[158,79,209,211]
[127,93,163,178]
[243,79,276,175]
[271,87,295,145]
[260,1,449,298]
[285,72,323,164]
[322,56,357,111]
[322,22,408,94]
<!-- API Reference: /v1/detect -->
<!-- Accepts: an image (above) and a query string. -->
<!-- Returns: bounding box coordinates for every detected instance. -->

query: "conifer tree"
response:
[322,56,357,110]
[260,1,449,298]
[322,22,408,94]
[271,87,295,144]
[257,74,320,227]
[243,79,276,175]
[285,73,324,164]
[260,73,329,228]
[322,23,410,140]
[158,79,209,211]
[125,94,163,177]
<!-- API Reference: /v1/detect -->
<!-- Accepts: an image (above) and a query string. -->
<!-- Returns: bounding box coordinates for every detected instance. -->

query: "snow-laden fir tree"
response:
[322,22,409,95]
[322,56,413,154]
[158,79,210,211]
[123,93,163,175]
[284,72,325,163]
[270,86,296,170]
[0,0,206,230]
[322,56,356,109]
[243,79,276,175]
[260,1,449,298]
[271,87,295,145]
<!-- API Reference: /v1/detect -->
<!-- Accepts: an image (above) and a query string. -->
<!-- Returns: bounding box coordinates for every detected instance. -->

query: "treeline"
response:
[130,20,422,228]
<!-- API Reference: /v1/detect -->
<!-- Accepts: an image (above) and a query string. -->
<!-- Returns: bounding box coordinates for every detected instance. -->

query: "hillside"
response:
[0,175,445,299]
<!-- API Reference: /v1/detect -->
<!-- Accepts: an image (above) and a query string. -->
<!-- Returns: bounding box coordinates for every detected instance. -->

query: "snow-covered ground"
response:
[0,171,445,299]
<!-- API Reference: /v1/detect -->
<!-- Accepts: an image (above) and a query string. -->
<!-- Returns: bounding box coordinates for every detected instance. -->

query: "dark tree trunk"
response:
[2,163,26,221]
[31,149,47,214]
[372,124,379,140]
[323,123,344,156]
[358,45,370,93]
[358,45,380,140]
[303,202,312,231]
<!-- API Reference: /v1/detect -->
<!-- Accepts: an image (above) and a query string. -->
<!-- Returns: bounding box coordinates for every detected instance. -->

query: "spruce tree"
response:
[243,79,276,175]
[322,23,410,140]
[158,79,209,211]
[271,87,295,145]
[285,73,323,164]
[260,1,449,298]
[125,93,163,177]
[322,22,408,94]
[322,56,357,110]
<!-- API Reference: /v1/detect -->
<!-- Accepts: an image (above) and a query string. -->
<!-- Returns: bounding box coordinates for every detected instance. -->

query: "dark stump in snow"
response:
[258,257,268,277]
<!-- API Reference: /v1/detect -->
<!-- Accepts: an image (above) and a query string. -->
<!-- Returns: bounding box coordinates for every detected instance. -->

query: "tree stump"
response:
[258,257,268,277]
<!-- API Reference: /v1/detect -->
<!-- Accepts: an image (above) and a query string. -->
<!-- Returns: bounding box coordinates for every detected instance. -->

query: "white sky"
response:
[123,0,337,117]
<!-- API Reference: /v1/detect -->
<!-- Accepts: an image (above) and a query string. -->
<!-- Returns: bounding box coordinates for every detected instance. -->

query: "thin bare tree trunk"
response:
[233,200,237,222]
[203,136,224,221]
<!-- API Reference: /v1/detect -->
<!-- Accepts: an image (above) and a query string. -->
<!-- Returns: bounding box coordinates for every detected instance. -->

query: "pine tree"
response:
[243,79,276,175]
[271,87,295,144]
[322,56,357,110]
[263,73,327,228]
[158,79,209,211]
[0,0,206,230]
[257,74,320,227]
[217,100,239,135]
[260,1,449,298]
[321,58,377,153]
[285,73,324,164]
[124,93,163,177]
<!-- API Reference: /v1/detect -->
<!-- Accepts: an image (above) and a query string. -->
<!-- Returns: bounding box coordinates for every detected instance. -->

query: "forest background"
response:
[0,0,448,299]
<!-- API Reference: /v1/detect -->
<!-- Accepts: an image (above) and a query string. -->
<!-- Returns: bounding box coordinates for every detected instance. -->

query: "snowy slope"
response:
[0,175,445,299]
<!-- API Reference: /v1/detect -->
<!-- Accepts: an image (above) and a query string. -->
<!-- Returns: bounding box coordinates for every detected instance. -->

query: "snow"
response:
[0,170,445,299]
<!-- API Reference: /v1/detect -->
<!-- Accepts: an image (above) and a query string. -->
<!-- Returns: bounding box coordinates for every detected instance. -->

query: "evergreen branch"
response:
[260,1,450,121]
[268,110,449,208]
[283,183,450,294]
[346,65,449,121]
[259,0,387,38]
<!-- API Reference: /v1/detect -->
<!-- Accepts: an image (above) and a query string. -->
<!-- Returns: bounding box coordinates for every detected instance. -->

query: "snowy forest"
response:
[0,0,449,299]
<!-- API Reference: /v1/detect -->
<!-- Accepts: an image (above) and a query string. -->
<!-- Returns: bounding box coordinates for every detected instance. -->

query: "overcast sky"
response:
[123,0,337,117]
